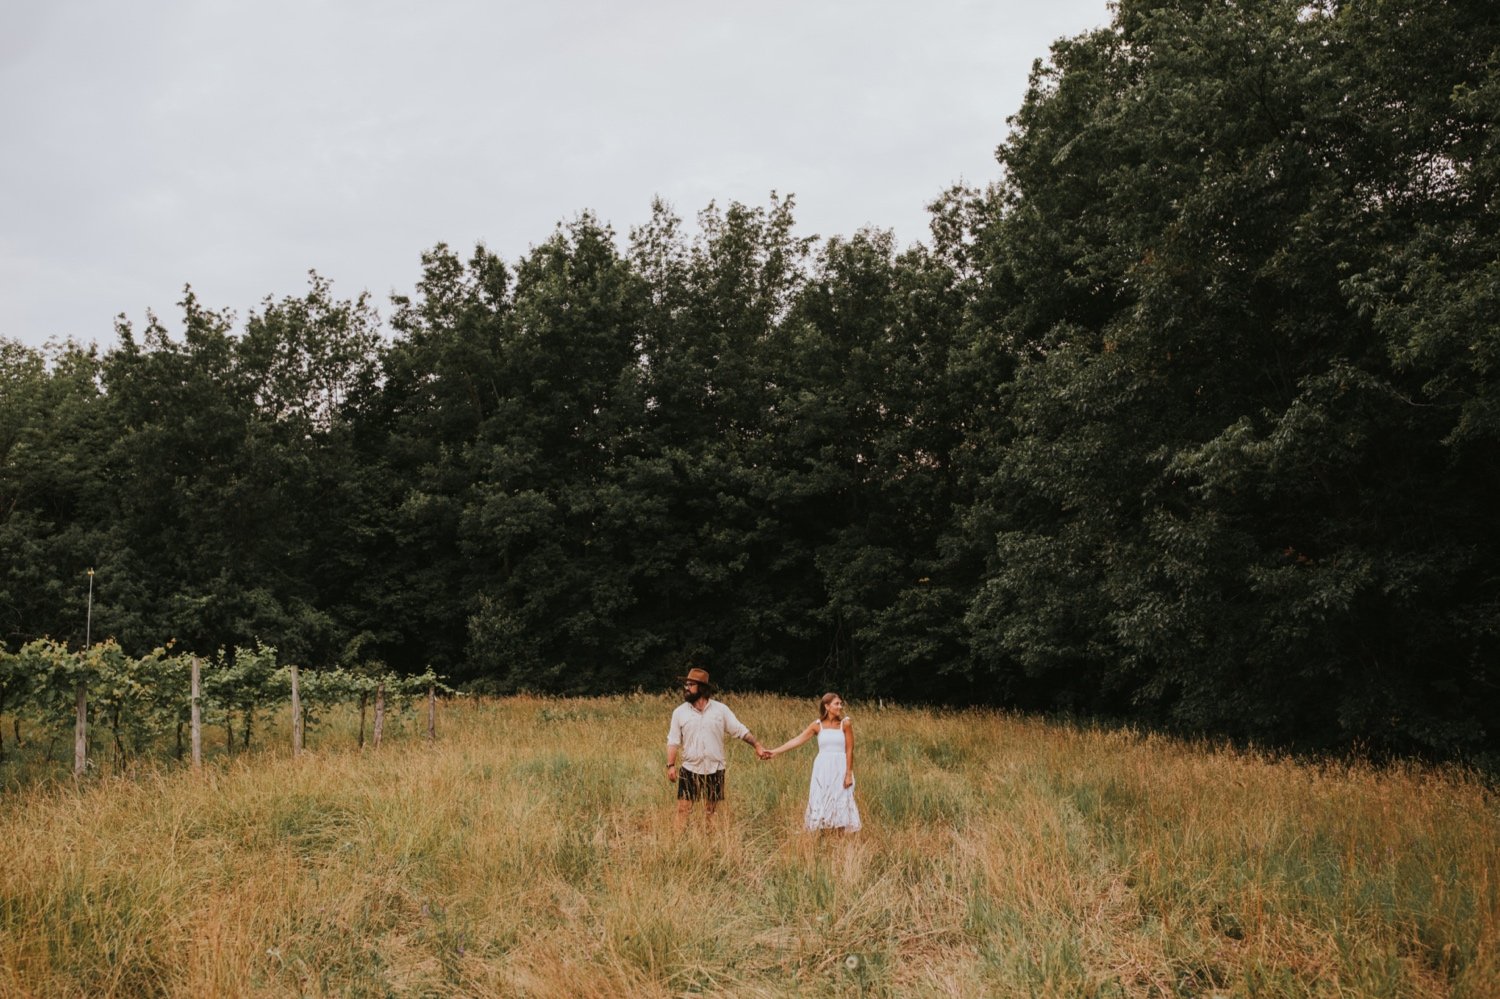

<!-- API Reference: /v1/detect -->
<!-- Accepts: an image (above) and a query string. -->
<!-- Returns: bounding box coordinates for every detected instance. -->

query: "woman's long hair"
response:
[818,692,843,721]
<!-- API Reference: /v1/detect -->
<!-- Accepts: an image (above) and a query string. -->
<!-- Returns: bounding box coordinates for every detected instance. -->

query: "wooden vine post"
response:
[426,685,436,742]
[76,568,93,778]
[73,680,87,777]
[290,664,303,756]
[372,681,386,749]
[190,655,203,770]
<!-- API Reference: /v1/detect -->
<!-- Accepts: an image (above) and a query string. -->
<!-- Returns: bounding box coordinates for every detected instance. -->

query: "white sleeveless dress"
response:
[805,723,861,831]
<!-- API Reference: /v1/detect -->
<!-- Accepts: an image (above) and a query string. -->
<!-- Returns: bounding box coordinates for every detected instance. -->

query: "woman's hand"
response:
[843,771,854,789]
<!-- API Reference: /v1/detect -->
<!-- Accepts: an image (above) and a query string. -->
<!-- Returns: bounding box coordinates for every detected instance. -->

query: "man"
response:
[666,666,769,828]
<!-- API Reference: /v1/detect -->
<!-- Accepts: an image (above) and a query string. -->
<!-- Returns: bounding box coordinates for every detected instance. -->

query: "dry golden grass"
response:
[1,693,1496,997]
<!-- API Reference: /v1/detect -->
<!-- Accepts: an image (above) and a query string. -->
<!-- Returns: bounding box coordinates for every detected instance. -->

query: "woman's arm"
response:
[769,721,819,756]
[842,718,854,787]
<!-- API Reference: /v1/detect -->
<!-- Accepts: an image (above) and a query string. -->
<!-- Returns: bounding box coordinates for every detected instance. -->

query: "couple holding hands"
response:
[665,667,861,833]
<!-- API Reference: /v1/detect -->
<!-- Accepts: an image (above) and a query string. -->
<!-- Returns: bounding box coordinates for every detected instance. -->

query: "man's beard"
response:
[683,688,699,702]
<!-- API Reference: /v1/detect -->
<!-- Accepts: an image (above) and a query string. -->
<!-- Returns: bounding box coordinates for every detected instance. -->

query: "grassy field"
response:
[1,693,1496,997]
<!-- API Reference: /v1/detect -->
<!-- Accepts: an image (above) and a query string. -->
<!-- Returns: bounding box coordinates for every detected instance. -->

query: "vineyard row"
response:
[0,638,452,775]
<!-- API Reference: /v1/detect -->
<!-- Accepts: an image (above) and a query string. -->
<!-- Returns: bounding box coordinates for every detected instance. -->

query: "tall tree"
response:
[233,273,384,666]
[629,196,822,689]
[102,294,254,655]
[958,0,1500,754]
[464,215,653,691]
[0,340,113,648]
[100,276,381,666]
[357,243,512,677]
[780,227,971,699]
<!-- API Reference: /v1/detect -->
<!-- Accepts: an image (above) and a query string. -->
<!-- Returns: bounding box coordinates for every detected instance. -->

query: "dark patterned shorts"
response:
[677,768,725,802]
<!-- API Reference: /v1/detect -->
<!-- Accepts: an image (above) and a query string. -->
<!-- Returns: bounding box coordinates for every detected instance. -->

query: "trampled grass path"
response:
[3,694,1497,996]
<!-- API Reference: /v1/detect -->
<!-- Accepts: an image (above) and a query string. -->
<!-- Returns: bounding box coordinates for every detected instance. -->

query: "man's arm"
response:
[721,704,767,758]
[739,729,768,758]
[666,709,682,782]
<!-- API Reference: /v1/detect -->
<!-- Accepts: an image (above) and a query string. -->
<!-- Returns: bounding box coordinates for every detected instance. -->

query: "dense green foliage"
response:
[2,0,1496,759]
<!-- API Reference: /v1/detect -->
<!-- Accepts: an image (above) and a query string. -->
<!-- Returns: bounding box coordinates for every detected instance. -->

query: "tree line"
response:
[3,0,1496,761]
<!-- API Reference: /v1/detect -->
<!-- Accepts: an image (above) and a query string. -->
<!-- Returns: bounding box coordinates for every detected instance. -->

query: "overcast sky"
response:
[1,0,1113,351]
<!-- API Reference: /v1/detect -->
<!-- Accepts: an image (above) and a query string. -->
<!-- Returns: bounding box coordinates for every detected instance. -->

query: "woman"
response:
[768,692,862,832]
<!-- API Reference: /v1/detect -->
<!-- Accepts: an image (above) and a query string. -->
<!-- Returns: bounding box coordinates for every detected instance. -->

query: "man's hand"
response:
[666,764,678,784]
[757,748,773,760]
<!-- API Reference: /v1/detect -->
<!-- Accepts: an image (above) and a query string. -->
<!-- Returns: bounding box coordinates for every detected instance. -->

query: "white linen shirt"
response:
[667,699,750,775]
